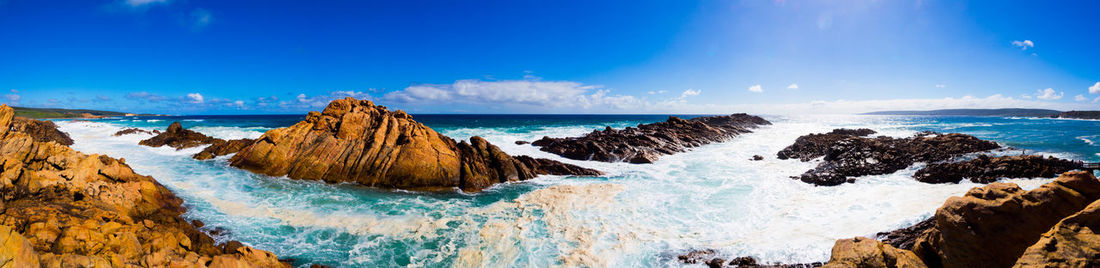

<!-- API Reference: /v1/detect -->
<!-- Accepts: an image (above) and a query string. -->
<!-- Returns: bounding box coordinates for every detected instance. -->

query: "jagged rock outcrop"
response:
[822,237,926,268]
[113,128,158,136]
[876,218,935,250]
[228,98,601,192]
[914,154,1081,184]
[193,138,255,160]
[139,122,219,149]
[911,171,1100,268]
[778,130,1000,186]
[531,114,771,164]
[10,117,73,145]
[1014,198,1100,267]
[0,105,288,267]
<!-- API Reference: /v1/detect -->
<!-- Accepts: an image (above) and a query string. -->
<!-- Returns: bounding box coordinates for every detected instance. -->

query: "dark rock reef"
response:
[193,138,256,160]
[139,122,220,150]
[676,249,823,267]
[113,127,159,136]
[228,97,601,192]
[531,114,771,164]
[875,218,935,250]
[10,117,73,145]
[0,105,288,267]
[914,154,1082,184]
[778,130,1000,186]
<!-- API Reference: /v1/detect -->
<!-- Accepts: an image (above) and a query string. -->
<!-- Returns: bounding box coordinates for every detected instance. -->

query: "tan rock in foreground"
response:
[229,97,600,192]
[1014,198,1100,267]
[0,105,287,267]
[822,237,926,268]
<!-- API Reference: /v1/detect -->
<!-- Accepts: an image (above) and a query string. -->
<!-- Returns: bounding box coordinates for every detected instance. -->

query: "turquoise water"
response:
[56,114,1099,267]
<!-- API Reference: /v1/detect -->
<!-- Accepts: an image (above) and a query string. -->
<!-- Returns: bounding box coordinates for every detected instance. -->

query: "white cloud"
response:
[383,77,649,112]
[1094,97,1100,104]
[787,84,799,89]
[748,84,763,93]
[191,8,213,29]
[1012,40,1034,50]
[1075,94,1088,101]
[1090,82,1100,94]
[4,94,20,104]
[647,90,668,95]
[186,93,204,104]
[127,91,167,102]
[280,91,372,109]
[1035,88,1063,100]
[679,89,701,98]
[935,84,946,88]
[124,0,168,7]
[9,89,17,93]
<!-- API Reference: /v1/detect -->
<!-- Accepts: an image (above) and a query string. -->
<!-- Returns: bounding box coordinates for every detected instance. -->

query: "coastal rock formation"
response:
[1051,110,1100,120]
[1014,199,1100,267]
[228,97,601,192]
[914,154,1081,184]
[193,138,256,160]
[139,122,219,149]
[822,237,926,268]
[911,171,1100,268]
[10,117,73,145]
[531,114,771,164]
[113,127,158,136]
[778,130,1000,186]
[876,218,935,250]
[0,105,287,267]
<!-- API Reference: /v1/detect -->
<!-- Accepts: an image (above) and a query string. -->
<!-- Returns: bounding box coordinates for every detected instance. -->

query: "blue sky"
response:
[2,0,1099,114]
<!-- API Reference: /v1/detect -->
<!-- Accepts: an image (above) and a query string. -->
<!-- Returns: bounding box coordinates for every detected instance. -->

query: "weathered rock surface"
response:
[113,127,158,136]
[822,237,926,268]
[139,122,219,149]
[914,154,1081,184]
[10,117,73,146]
[1014,198,1100,267]
[228,98,601,192]
[531,114,771,164]
[875,218,935,250]
[0,105,288,267]
[778,130,1000,186]
[193,138,256,160]
[911,171,1100,268]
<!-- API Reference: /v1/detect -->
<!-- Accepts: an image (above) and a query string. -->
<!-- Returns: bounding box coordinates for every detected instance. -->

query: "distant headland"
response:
[12,106,157,119]
[863,108,1100,119]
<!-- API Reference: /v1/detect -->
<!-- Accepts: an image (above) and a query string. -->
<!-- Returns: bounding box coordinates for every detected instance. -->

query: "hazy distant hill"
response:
[862,108,1062,117]
[1052,111,1100,119]
[12,106,134,119]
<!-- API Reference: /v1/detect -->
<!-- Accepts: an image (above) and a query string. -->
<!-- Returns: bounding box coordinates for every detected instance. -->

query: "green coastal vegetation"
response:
[12,106,136,119]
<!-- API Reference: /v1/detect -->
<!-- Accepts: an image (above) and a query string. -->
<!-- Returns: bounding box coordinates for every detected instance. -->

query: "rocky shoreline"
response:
[530,114,771,163]
[0,105,289,267]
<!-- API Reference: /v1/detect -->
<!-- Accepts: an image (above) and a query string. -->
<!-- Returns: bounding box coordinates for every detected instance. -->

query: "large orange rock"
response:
[911,171,1100,268]
[229,98,600,192]
[1014,198,1100,267]
[0,105,288,267]
[822,237,926,268]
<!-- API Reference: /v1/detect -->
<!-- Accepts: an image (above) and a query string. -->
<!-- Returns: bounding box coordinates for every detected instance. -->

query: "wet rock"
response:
[193,138,256,160]
[10,117,73,145]
[0,105,287,267]
[113,127,156,136]
[822,237,926,268]
[513,155,602,176]
[751,155,764,161]
[677,250,823,267]
[514,140,530,145]
[1014,198,1100,267]
[914,154,1081,184]
[779,131,1000,186]
[139,122,220,149]
[228,97,601,192]
[678,249,718,264]
[776,128,876,161]
[532,114,771,164]
[875,218,935,250]
[911,171,1100,268]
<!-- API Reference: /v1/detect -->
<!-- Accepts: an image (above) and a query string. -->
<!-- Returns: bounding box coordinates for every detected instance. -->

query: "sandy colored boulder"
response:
[823,237,926,268]
[1014,198,1100,267]
[912,171,1100,268]
[229,98,600,192]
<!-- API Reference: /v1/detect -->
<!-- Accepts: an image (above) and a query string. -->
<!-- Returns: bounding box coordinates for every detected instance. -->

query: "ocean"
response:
[54,114,1100,267]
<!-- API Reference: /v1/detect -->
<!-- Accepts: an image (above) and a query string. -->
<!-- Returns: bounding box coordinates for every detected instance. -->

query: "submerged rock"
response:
[911,171,1100,268]
[10,117,73,145]
[113,127,158,136]
[139,122,220,149]
[532,114,771,164]
[778,130,1000,186]
[914,154,1081,184]
[193,138,256,160]
[228,97,601,192]
[0,105,287,267]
